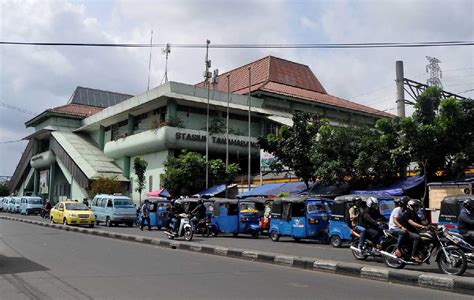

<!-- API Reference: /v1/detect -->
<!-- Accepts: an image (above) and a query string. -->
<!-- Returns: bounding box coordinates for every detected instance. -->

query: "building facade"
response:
[8,56,392,204]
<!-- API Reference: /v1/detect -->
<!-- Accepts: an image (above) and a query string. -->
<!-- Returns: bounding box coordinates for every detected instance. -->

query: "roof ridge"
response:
[75,86,133,97]
[217,55,272,77]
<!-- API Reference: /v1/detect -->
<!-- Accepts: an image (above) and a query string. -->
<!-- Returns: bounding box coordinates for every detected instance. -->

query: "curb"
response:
[1,215,473,295]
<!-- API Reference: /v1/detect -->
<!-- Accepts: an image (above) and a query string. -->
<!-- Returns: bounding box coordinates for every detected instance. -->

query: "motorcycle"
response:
[381,225,468,276]
[445,230,474,264]
[40,208,50,219]
[350,225,391,260]
[164,213,193,241]
[193,216,211,237]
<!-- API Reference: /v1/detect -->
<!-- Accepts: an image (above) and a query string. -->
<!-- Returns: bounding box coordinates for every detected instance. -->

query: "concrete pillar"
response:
[33,169,39,196]
[396,61,406,118]
[123,156,131,179]
[127,114,135,136]
[166,99,177,121]
[98,126,105,151]
[48,164,55,201]
[32,138,38,155]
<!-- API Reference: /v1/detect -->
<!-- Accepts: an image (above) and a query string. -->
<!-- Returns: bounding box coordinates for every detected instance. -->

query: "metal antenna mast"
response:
[147,30,153,91]
[161,43,171,84]
[426,56,443,88]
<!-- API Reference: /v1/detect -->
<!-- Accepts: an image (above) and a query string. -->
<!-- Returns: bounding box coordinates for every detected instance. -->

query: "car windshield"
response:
[307,202,328,213]
[240,202,256,211]
[65,203,89,211]
[379,200,395,212]
[114,198,134,207]
[28,198,42,204]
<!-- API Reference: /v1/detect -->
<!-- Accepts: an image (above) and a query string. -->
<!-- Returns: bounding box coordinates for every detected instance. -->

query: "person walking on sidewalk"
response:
[140,199,151,231]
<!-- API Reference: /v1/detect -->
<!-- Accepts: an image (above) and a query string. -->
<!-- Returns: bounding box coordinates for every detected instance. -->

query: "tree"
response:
[133,157,148,205]
[162,150,206,197]
[88,176,123,198]
[209,159,241,185]
[0,181,10,196]
[259,112,321,189]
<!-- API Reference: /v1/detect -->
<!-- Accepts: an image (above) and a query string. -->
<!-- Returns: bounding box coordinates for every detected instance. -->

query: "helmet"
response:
[397,196,410,207]
[366,197,378,208]
[197,199,204,205]
[463,198,474,210]
[353,196,363,206]
[407,199,422,212]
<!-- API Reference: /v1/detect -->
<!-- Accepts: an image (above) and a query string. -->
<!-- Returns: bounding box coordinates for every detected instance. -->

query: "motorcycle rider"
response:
[349,196,366,250]
[190,199,207,232]
[169,198,185,234]
[397,199,426,263]
[359,197,385,254]
[388,196,410,257]
[458,198,474,246]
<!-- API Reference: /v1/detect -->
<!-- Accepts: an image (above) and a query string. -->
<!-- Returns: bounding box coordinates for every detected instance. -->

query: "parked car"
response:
[50,201,95,227]
[6,197,15,213]
[13,197,22,213]
[0,197,6,211]
[91,194,136,227]
[20,196,43,215]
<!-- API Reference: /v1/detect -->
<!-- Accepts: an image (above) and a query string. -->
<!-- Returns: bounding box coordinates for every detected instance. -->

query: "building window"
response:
[148,175,153,192]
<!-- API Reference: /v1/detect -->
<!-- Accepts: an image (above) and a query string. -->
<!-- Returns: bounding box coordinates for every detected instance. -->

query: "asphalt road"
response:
[4,213,474,277]
[0,219,470,300]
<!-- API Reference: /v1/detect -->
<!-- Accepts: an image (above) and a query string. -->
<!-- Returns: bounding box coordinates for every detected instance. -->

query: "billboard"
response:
[260,150,276,172]
[39,170,49,194]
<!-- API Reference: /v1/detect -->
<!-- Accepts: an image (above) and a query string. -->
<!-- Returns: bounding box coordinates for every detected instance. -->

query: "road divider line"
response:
[1,215,472,295]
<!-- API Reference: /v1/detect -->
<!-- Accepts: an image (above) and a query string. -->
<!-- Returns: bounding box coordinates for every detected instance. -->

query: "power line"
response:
[0,139,25,144]
[456,88,474,94]
[1,40,473,49]
[0,102,37,116]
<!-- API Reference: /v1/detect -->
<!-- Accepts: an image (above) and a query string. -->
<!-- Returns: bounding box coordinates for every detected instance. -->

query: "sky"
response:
[0,0,473,176]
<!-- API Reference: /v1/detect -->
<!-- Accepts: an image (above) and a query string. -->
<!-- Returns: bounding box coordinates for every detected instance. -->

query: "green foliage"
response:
[88,176,123,198]
[0,181,10,196]
[259,112,321,188]
[133,157,148,203]
[209,159,241,185]
[162,151,241,197]
[162,150,206,197]
[209,118,226,134]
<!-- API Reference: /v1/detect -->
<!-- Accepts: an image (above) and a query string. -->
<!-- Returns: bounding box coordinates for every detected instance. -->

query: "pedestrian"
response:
[140,199,151,231]
[83,198,89,207]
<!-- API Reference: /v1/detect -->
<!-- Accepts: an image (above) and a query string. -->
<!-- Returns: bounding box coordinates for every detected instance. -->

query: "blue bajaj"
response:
[211,199,261,238]
[137,198,171,230]
[438,194,472,232]
[328,196,355,248]
[269,197,331,242]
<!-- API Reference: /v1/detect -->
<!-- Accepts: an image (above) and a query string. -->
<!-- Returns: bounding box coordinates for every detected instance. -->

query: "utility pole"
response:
[247,66,252,191]
[395,61,406,118]
[204,40,211,189]
[147,30,154,91]
[225,73,230,198]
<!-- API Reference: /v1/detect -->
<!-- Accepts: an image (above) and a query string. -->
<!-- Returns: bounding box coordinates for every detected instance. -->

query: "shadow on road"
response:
[0,255,49,275]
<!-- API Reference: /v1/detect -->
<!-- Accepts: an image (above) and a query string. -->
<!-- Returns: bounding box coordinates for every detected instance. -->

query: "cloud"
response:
[1,0,473,177]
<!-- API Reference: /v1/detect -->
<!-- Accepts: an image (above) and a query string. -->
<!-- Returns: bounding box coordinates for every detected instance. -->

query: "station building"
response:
[8,56,392,203]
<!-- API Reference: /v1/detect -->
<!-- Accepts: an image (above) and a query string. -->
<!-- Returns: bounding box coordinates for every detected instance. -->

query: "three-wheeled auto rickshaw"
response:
[210,198,263,238]
[269,196,332,242]
[137,197,171,229]
[328,194,396,247]
[438,194,472,232]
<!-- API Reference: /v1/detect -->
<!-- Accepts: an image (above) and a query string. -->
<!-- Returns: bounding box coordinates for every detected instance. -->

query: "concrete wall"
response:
[71,178,88,202]
[35,117,82,131]
[128,150,169,205]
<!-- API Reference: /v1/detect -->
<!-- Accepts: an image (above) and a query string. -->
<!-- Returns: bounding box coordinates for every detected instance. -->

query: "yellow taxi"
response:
[50,201,95,227]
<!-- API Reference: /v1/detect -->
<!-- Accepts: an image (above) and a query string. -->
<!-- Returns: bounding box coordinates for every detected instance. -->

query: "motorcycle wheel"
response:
[382,244,405,269]
[184,227,193,241]
[437,248,467,276]
[201,225,210,237]
[351,239,368,260]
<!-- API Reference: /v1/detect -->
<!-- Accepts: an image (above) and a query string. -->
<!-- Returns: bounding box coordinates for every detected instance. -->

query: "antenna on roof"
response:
[147,30,154,91]
[161,43,171,84]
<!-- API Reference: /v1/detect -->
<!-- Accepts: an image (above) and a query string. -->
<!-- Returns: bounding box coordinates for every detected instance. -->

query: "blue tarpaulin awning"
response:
[194,184,237,198]
[351,176,425,197]
[238,182,314,198]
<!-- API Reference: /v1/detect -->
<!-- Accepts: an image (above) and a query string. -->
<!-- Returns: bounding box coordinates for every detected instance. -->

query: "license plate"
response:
[80,220,89,224]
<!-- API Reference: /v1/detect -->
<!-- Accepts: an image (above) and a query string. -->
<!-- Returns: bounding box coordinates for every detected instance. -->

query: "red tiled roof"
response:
[260,82,393,118]
[47,103,103,118]
[197,55,393,118]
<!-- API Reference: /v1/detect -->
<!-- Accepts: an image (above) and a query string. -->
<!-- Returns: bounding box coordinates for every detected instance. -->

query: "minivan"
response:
[91,194,136,227]
[20,196,43,215]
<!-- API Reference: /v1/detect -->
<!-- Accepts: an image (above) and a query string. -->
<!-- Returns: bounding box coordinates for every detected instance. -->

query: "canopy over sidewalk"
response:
[351,176,425,197]
[147,188,170,198]
[194,184,238,198]
[238,182,314,198]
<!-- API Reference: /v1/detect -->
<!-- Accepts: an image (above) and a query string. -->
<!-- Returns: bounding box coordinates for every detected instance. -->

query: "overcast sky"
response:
[1,0,473,176]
